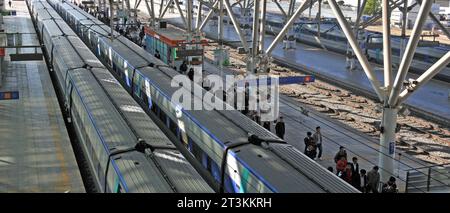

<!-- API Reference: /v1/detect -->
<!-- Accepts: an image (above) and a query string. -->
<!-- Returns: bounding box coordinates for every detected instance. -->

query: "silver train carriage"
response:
[48,0,359,193]
[28,0,213,193]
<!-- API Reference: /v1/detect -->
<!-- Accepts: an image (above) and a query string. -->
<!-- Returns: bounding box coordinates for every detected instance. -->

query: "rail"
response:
[405,163,450,193]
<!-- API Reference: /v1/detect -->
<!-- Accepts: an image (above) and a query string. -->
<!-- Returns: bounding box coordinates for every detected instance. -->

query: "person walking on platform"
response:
[313,126,323,160]
[154,50,161,59]
[360,169,368,193]
[179,60,188,74]
[334,146,347,163]
[8,0,12,8]
[350,157,361,190]
[188,68,194,82]
[275,116,285,139]
[367,166,380,193]
[336,156,347,178]
[304,132,314,155]
[382,176,398,193]
[305,132,317,159]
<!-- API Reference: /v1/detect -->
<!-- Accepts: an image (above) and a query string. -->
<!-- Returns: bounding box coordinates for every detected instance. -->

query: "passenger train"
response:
[47,0,358,192]
[28,0,213,193]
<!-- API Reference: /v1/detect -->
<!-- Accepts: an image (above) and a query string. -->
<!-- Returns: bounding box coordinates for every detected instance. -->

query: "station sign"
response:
[0,91,19,100]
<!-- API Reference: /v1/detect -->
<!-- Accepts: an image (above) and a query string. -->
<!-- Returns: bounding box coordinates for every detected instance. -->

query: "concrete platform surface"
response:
[0,1,84,193]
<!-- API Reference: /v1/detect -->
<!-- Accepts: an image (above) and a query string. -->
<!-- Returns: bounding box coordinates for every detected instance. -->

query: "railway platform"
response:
[161,15,450,126]
[202,60,433,193]
[0,1,84,192]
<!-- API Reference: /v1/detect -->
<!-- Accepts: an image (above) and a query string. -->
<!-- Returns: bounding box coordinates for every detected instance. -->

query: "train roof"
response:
[39,0,213,193]
[60,0,358,192]
[138,65,357,192]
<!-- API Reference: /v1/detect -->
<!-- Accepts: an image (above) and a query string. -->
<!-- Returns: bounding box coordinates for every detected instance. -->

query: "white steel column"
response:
[187,0,193,33]
[379,107,398,182]
[327,0,384,101]
[196,1,203,29]
[250,0,260,73]
[219,0,224,42]
[224,0,249,51]
[198,1,218,31]
[258,0,267,52]
[382,0,393,90]
[388,0,432,106]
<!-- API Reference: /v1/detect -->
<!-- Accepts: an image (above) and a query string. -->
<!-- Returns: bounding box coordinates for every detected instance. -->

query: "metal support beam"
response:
[398,51,450,104]
[259,0,267,52]
[382,0,393,91]
[159,0,173,19]
[251,0,260,58]
[274,0,287,18]
[174,0,188,29]
[317,0,321,38]
[198,0,218,31]
[327,0,384,101]
[187,0,193,33]
[196,1,203,29]
[218,0,224,42]
[388,0,433,107]
[266,0,312,55]
[223,0,249,51]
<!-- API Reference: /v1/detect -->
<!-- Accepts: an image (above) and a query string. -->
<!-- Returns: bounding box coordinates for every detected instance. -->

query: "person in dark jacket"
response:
[304,132,314,155]
[350,157,361,190]
[360,169,368,193]
[179,60,188,74]
[187,68,194,81]
[154,50,161,59]
[275,116,285,139]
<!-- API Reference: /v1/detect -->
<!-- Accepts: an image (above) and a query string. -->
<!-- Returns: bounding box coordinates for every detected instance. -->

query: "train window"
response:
[133,74,142,98]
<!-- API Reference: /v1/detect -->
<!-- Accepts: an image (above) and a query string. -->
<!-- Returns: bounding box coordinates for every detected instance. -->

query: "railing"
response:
[405,163,450,193]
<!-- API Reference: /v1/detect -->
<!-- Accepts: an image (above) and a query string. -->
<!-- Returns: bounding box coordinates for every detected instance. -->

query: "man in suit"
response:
[350,157,361,190]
